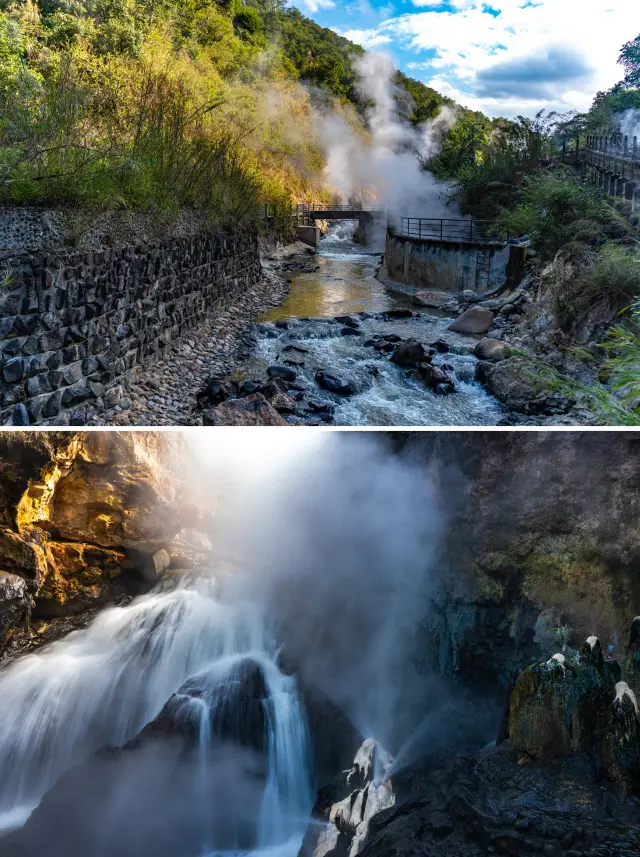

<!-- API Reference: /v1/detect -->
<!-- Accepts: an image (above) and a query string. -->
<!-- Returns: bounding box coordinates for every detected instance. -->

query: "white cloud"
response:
[344,0,640,117]
[343,28,393,48]
[297,0,336,13]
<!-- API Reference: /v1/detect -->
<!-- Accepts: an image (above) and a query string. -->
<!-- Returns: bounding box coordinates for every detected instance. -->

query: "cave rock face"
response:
[299,738,396,857]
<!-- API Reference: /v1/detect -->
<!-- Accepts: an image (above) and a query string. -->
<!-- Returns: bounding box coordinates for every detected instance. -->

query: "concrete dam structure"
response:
[385,218,528,294]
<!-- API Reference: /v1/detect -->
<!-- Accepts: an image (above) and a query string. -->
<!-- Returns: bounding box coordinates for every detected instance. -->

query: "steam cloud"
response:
[619,109,640,140]
[317,53,459,223]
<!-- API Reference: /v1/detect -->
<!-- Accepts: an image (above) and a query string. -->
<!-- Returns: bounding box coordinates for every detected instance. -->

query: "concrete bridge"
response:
[294,203,386,246]
[295,203,385,221]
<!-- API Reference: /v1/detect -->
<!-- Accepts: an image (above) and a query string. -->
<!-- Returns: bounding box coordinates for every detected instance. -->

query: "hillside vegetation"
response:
[429,34,640,425]
[0,0,452,223]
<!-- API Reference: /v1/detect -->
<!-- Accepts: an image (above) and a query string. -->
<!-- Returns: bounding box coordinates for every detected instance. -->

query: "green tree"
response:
[619,34,640,88]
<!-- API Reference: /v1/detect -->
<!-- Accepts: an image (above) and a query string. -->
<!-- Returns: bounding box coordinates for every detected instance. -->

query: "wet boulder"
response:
[136,657,269,753]
[381,309,412,319]
[202,393,287,426]
[267,364,297,382]
[390,340,427,368]
[315,371,357,396]
[334,316,360,329]
[418,364,455,394]
[448,307,494,335]
[479,357,555,414]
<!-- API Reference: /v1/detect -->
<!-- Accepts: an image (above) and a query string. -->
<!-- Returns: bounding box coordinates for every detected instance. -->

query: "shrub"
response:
[548,243,640,331]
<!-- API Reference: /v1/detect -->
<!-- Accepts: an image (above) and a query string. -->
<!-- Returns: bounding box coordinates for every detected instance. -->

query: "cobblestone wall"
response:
[0,229,261,425]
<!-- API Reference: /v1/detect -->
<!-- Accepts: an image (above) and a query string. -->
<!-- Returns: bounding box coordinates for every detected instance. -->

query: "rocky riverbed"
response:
[69,228,598,428]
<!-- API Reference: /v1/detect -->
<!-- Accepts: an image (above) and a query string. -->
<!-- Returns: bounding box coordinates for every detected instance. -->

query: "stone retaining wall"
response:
[0,228,262,425]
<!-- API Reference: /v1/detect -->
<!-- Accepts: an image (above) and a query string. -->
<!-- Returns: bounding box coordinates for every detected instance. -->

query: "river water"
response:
[249,223,503,426]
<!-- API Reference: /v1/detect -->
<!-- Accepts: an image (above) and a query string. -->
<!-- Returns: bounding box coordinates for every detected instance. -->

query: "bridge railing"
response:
[398,217,509,243]
[296,203,384,213]
[585,134,640,162]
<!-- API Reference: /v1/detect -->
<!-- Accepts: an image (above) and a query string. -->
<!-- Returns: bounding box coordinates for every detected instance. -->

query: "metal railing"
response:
[585,133,640,163]
[398,218,508,243]
[296,202,384,213]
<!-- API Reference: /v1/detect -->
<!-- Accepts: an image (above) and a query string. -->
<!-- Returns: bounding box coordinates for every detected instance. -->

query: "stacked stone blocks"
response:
[0,229,261,424]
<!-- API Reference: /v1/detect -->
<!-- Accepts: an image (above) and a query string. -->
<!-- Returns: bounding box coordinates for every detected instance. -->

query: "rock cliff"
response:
[0,432,213,658]
[396,431,640,687]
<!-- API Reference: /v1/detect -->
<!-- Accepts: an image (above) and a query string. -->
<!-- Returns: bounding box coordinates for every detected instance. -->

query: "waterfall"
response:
[0,574,313,855]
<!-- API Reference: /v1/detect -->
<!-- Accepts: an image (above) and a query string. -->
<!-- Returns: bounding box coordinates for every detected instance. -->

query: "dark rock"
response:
[240,380,261,396]
[202,393,287,426]
[306,398,334,416]
[481,357,557,414]
[390,340,427,368]
[282,344,309,355]
[3,358,25,384]
[267,364,297,382]
[431,339,450,353]
[61,385,92,408]
[474,360,494,386]
[382,309,412,319]
[197,379,229,408]
[255,323,279,338]
[334,315,359,328]
[10,403,30,425]
[340,327,360,337]
[315,371,357,396]
[0,570,29,635]
[419,364,455,393]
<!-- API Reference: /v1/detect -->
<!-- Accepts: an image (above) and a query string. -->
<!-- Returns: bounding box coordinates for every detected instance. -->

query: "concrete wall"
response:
[385,231,521,293]
[295,225,321,247]
[0,227,261,426]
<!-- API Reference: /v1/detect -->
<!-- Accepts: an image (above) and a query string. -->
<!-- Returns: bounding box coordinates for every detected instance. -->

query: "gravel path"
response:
[94,269,289,427]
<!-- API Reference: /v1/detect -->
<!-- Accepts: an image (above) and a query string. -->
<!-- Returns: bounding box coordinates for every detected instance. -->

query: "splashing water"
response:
[0,574,313,856]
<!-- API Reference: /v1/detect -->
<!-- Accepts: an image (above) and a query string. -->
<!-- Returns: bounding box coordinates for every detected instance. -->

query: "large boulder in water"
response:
[390,340,427,368]
[315,371,357,397]
[298,739,396,857]
[135,657,269,753]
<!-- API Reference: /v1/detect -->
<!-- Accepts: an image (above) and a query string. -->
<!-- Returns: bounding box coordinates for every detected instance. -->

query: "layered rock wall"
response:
[0,432,213,655]
[396,431,640,686]
[0,227,262,425]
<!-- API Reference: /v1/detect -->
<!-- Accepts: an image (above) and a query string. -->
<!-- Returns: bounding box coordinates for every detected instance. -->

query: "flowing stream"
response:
[246,223,503,426]
[0,574,313,857]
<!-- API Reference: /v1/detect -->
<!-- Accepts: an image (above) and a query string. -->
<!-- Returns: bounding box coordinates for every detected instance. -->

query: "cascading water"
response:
[0,573,313,857]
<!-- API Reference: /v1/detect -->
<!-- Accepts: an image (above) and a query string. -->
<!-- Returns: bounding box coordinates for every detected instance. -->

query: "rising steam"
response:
[318,53,459,222]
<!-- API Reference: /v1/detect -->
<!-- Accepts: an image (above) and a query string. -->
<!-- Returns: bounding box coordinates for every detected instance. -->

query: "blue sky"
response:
[293,0,640,119]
